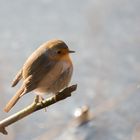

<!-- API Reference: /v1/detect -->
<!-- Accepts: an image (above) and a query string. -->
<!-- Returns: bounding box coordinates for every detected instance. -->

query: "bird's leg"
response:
[39,96,47,112]
[34,95,46,111]
[34,95,39,104]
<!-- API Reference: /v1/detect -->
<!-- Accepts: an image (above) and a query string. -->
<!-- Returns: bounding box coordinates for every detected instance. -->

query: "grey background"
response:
[0,0,140,140]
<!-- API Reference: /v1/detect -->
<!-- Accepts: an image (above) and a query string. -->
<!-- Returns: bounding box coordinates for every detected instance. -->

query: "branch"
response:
[0,84,77,135]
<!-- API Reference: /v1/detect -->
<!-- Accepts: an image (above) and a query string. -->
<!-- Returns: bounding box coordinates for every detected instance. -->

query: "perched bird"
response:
[4,39,74,112]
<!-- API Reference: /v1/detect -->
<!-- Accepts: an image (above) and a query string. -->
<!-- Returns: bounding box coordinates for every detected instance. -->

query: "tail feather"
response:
[4,87,25,112]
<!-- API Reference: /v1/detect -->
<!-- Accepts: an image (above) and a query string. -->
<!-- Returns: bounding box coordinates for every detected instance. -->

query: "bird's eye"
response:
[57,50,61,54]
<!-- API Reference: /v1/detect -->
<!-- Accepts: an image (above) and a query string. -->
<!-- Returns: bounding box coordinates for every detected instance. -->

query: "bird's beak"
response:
[68,50,75,53]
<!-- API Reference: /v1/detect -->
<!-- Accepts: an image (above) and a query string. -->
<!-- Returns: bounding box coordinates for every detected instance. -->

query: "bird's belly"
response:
[34,61,73,95]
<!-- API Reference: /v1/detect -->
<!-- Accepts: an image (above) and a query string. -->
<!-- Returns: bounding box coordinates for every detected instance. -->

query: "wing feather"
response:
[11,69,22,87]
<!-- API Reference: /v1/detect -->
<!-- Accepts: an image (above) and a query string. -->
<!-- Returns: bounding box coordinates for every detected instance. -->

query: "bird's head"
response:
[46,39,75,60]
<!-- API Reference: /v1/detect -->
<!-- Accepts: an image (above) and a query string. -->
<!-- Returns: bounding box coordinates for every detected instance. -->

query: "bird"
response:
[4,39,75,112]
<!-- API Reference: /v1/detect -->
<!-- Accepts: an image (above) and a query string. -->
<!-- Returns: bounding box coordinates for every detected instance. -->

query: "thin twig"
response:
[0,84,77,135]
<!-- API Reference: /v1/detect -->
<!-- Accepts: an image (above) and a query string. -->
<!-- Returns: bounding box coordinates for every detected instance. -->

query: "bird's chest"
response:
[35,60,72,94]
[45,61,71,82]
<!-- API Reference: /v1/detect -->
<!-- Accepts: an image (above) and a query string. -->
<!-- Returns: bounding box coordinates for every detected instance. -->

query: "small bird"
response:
[4,39,75,112]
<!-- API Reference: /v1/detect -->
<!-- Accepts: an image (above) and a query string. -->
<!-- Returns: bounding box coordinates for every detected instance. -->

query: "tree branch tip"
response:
[0,84,78,135]
[0,127,8,135]
[63,84,77,93]
[70,84,77,91]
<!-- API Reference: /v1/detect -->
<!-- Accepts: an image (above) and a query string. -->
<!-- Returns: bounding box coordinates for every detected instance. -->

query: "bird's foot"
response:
[34,95,39,104]
[39,96,47,112]
[34,95,47,111]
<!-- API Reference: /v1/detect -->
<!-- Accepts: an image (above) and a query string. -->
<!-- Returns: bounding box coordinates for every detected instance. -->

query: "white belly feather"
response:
[34,60,73,95]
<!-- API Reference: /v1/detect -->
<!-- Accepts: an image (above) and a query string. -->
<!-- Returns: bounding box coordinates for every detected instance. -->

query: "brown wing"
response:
[11,69,22,87]
[4,50,57,112]
[22,53,57,94]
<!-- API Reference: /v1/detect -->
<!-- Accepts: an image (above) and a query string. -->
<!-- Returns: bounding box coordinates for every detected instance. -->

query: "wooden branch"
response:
[0,84,77,135]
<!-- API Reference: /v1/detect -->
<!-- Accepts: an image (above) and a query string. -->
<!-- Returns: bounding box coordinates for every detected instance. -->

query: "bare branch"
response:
[0,84,77,135]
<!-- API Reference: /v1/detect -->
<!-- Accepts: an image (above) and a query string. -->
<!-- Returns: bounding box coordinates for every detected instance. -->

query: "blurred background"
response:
[0,0,140,140]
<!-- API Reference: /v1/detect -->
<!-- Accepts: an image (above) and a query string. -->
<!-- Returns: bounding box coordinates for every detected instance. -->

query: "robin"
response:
[4,39,75,112]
